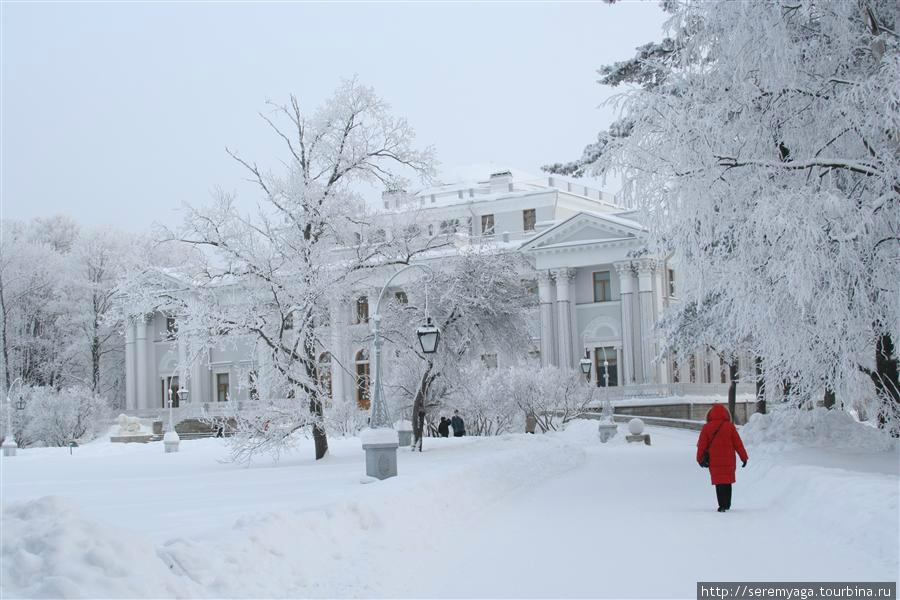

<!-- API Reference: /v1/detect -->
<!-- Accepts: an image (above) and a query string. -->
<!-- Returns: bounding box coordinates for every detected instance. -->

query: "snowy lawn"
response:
[1,420,897,598]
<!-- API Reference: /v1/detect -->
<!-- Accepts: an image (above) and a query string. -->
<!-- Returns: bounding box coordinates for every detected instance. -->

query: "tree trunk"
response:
[411,361,434,450]
[754,357,766,415]
[91,335,101,393]
[872,333,899,434]
[728,361,738,424]
[0,277,9,394]
[310,393,328,459]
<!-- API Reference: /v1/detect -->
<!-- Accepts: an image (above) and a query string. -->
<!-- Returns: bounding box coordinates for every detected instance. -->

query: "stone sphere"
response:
[628,418,645,435]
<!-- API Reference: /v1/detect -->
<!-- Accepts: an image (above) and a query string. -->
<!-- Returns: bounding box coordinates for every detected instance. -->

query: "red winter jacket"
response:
[696,404,748,485]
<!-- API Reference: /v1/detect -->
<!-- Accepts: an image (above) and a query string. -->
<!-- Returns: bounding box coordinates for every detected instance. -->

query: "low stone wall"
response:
[613,401,758,424]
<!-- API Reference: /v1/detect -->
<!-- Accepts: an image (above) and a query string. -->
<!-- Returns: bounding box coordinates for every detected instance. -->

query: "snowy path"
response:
[2,423,897,598]
[389,427,899,598]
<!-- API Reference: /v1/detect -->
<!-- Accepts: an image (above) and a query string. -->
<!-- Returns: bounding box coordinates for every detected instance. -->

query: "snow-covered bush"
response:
[13,385,111,447]
[447,363,593,434]
[741,406,897,453]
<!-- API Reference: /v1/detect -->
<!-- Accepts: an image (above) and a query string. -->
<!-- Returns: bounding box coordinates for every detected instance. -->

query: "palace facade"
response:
[124,170,751,415]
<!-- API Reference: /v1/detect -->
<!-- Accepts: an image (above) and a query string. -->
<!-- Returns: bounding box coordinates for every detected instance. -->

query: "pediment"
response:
[520,211,644,252]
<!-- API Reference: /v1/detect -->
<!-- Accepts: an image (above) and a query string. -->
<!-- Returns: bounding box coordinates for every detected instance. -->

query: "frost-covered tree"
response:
[121,79,440,462]
[379,249,535,445]
[558,1,900,431]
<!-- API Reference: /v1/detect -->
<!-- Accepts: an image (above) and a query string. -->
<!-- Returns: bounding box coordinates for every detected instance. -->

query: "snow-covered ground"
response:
[1,415,897,598]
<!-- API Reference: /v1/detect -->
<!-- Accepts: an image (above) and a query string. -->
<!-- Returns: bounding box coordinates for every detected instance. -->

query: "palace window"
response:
[594,347,618,387]
[440,219,460,235]
[165,316,178,340]
[355,349,370,410]
[593,271,612,302]
[162,376,179,407]
[355,296,369,324]
[216,373,230,403]
[523,209,536,232]
[249,371,259,401]
[672,358,680,383]
[481,214,495,235]
[688,355,697,384]
[668,269,676,296]
[394,290,408,304]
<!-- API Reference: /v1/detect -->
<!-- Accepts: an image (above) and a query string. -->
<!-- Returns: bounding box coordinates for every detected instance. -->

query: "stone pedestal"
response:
[164,430,180,453]
[626,433,652,446]
[397,429,413,447]
[597,422,618,443]
[2,438,17,457]
[363,442,399,479]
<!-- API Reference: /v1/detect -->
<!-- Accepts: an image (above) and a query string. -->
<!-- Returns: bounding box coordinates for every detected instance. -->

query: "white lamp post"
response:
[3,378,23,457]
[363,263,437,480]
[164,388,180,453]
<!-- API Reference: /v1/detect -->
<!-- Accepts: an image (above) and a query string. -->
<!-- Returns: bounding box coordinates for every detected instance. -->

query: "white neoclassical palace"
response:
[124,170,751,415]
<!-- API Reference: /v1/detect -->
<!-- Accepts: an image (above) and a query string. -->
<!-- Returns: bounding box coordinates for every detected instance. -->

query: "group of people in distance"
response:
[436,410,466,437]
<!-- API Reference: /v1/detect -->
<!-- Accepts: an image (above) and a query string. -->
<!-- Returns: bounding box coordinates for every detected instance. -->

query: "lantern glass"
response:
[15,396,25,411]
[579,358,592,376]
[177,388,189,403]
[416,320,440,354]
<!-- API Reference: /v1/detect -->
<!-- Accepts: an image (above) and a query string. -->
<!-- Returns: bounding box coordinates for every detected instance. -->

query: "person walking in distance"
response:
[696,404,749,512]
[525,411,537,434]
[437,416,450,438]
[450,410,466,437]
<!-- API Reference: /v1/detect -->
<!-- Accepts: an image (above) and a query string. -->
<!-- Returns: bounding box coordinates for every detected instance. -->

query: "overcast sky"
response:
[1,2,666,231]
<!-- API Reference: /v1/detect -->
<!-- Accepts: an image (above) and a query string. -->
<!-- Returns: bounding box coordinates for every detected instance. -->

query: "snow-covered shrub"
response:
[16,385,111,447]
[741,406,898,453]
[446,362,593,434]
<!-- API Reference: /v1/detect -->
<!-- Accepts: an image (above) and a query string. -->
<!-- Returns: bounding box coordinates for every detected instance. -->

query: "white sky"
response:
[1,2,666,231]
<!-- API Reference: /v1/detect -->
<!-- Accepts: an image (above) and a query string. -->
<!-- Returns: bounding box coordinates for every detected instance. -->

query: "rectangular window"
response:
[394,290,408,304]
[440,219,459,235]
[672,358,680,383]
[249,371,259,401]
[481,353,498,369]
[355,297,369,324]
[481,214,495,235]
[668,269,676,296]
[594,348,618,387]
[593,271,612,302]
[217,373,230,402]
[689,355,697,384]
[162,376,179,407]
[523,209,536,232]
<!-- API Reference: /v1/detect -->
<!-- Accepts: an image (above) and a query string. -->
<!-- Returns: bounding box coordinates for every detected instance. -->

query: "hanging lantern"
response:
[416,318,440,354]
[14,395,25,411]
[579,351,592,377]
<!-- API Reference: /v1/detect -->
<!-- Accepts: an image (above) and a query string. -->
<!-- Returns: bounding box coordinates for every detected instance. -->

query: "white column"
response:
[135,315,149,410]
[614,262,635,385]
[190,340,204,405]
[125,323,136,410]
[329,298,347,406]
[537,271,556,367]
[653,262,668,384]
[177,331,187,397]
[553,268,576,369]
[636,259,657,384]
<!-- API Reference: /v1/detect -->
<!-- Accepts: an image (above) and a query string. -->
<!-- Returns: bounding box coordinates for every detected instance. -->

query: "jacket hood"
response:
[706,404,731,423]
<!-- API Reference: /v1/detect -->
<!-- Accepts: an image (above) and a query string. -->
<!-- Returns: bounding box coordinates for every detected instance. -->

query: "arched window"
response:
[355,296,369,324]
[355,349,370,410]
[317,352,332,399]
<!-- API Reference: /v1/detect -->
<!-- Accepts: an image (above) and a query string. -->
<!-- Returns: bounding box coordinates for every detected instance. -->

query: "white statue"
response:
[116,413,143,435]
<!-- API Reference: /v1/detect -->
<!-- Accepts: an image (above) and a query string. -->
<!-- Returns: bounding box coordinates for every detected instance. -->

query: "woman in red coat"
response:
[696,404,749,512]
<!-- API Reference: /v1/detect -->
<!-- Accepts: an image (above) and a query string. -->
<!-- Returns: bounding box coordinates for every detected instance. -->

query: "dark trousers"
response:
[454,432,464,437]
[715,484,732,509]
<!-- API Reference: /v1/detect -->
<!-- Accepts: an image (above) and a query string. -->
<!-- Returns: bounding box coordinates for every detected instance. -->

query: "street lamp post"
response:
[362,263,438,480]
[3,378,24,457]
[164,388,181,453]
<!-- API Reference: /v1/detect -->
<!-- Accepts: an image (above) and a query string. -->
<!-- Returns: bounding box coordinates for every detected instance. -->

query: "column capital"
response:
[537,270,553,284]
[613,261,635,277]
[552,267,576,283]
[635,258,658,275]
